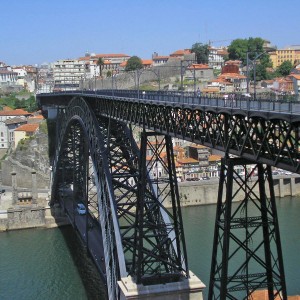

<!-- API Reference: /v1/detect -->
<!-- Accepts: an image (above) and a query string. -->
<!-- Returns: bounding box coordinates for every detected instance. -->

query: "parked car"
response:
[76,203,86,215]
[202,177,210,180]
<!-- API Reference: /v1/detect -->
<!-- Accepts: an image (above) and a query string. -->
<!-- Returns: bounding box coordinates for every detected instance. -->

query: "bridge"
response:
[37,90,300,300]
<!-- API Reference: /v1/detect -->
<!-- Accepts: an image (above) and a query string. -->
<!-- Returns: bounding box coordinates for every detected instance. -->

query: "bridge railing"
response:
[39,89,300,114]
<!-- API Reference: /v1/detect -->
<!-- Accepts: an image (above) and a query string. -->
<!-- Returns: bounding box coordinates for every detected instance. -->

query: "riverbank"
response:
[1,174,299,231]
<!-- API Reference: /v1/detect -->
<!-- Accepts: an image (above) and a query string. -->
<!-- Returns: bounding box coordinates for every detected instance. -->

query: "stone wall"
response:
[0,204,69,231]
[164,176,300,208]
[2,157,49,189]
[86,58,187,90]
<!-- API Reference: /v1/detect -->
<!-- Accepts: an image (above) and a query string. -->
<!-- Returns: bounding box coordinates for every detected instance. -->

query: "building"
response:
[208,155,221,177]
[152,53,170,66]
[169,49,192,59]
[0,66,18,88]
[4,117,27,149]
[269,46,300,69]
[208,46,228,69]
[79,53,130,78]
[14,123,39,149]
[11,66,27,87]
[186,144,211,167]
[272,77,294,94]
[53,59,87,91]
[177,157,200,181]
[186,64,214,81]
[0,108,31,149]
[289,74,300,95]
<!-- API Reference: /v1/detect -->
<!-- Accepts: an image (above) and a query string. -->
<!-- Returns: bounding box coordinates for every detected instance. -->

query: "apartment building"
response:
[53,59,87,91]
[79,53,130,78]
[0,108,31,149]
[0,66,18,87]
[269,46,300,68]
[208,46,227,69]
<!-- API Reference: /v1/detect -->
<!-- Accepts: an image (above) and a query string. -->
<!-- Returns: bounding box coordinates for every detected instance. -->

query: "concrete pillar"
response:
[290,177,296,196]
[118,271,205,300]
[11,171,18,204]
[279,178,285,198]
[32,171,37,204]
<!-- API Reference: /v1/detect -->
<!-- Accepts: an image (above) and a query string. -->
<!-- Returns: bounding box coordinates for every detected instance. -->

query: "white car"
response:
[76,203,86,215]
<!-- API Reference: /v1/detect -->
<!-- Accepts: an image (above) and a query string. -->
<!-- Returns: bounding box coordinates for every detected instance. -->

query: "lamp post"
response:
[246,49,273,99]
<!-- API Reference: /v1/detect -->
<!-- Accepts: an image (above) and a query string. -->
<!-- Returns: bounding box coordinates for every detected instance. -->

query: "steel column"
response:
[208,157,287,300]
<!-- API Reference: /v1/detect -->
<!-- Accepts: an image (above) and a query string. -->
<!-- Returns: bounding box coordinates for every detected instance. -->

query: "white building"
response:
[12,67,27,87]
[53,59,87,91]
[0,109,31,149]
[208,46,227,70]
[78,53,130,78]
[0,66,18,87]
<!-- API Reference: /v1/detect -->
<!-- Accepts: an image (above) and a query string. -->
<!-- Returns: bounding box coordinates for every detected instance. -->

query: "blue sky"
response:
[1,0,299,66]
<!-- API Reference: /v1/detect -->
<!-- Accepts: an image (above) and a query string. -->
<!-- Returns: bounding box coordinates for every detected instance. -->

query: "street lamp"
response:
[246,49,274,99]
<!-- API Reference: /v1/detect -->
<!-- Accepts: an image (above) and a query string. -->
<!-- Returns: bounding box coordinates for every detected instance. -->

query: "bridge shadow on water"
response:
[55,221,108,300]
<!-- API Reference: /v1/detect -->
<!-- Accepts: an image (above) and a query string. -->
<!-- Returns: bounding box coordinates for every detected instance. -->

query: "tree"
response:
[97,57,104,78]
[227,37,265,65]
[191,43,209,64]
[277,60,293,76]
[125,56,143,72]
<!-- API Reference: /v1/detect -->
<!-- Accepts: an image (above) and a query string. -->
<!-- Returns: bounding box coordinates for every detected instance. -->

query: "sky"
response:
[1,0,300,66]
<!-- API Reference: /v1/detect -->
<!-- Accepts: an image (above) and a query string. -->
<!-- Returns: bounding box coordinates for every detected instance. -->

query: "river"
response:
[0,196,299,299]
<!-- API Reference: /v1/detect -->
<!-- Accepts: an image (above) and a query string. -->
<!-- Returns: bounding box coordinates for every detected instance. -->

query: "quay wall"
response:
[0,203,69,232]
[0,176,299,231]
[164,176,300,208]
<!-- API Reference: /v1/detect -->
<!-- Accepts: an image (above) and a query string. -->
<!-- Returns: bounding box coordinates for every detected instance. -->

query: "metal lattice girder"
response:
[208,157,287,300]
[50,97,127,300]
[133,132,188,285]
[50,96,190,299]
[100,119,189,285]
[90,97,300,173]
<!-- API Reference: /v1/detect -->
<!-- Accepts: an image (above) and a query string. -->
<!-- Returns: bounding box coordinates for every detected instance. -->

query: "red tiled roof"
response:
[219,73,247,79]
[209,155,222,162]
[187,64,211,70]
[29,115,44,120]
[15,123,39,132]
[290,74,300,80]
[177,158,199,164]
[153,56,170,60]
[142,59,153,65]
[0,109,31,116]
[170,49,191,56]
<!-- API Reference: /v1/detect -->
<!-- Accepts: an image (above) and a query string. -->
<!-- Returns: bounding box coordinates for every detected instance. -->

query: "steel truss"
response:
[208,157,287,300]
[90,97,300,173]
[50,96,189,299]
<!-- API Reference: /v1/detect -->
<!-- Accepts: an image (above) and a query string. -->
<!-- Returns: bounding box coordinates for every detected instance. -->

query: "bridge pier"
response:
[209,157,287,300]
[118,271,205,300]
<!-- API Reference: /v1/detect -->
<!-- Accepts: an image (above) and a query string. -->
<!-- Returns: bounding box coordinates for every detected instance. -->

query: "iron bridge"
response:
[37,90,299,300]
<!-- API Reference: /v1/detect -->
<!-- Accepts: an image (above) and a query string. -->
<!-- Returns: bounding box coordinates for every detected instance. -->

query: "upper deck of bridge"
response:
[37,89,300,121]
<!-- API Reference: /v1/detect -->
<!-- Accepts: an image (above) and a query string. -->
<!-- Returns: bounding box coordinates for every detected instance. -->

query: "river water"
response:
[0,196,299,300]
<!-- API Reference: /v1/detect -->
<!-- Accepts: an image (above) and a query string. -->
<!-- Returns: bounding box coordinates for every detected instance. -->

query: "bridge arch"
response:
[49,96,190,299]
[50,96,126,299]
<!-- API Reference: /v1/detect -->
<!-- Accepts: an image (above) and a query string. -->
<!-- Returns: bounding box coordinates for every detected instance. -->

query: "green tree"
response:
[277,60,293,76]
[227,37,265,65]
[125,56,143,72]
[97,57,104,78]
[191,42,209,64]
